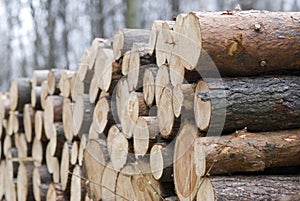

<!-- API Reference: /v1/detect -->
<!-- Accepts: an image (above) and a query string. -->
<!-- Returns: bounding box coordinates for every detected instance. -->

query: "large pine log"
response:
[174,11,300,74]
[211,175,300,201]
[197,129,300,175]
[194,76,300,133]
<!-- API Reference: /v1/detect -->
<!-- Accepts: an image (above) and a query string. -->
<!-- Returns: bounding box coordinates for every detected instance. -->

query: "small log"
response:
[94,48,114,92]
[127,43,156,91]
[7,111,20,135]
[0,161,5,199]
[32,70,49,87]
[34,110,46,141]
[9,78,31,112]
[72,94,94,136]
[107,127,128,171]
[155,21,175,67]
[149,20,166,55]
[32,165,52,201]
[46,183,65,201]
[83,138,110,200]
[150,143,174,182]
[58,70,76,98]
[44,95,63,124]
[47,69,63,95]
[87,38,112,71]
[172,84,195,119]
[113,28,150,60]
[133,116,158,157]
[62,98,74,141]
[211,175,300,201]
[78,134,88,167]
[121,50,131,75]
[14,133,29,158]
[198,129,300,175]
[70,165,85,201]
[101,162,118,200]
[143,66,159,107]
[48,123,65,157]
[173,122,200,201]
[196,178,215,201]
[0,92,10,119]
[23,104,35,143]
[157,85,176,139]
[88,74,100,103]
[194,76,300,133]
[17,162,34,201]
[155,64,170,105]
[32,136,43,167]
[93,96,114,134]
[175,11,300,74]
[71,141,78,165]
[70,73,89,101]
[40,80,48,109]
[31,86,42,109]
[60,142,75,191]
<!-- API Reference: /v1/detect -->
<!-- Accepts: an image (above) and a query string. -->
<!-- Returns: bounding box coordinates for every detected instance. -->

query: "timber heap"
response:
[0,10,300,201]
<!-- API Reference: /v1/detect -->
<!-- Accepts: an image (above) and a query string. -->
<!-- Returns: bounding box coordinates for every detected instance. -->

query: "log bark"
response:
[194,76,300,133]
[9,78,31,112]
[83,138,110,200]
[211,175,300,201]
[113,28,150,60]
[197,129,300,175]
[174,11,300,74]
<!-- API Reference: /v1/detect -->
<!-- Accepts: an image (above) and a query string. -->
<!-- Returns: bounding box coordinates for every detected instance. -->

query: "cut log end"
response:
[150,144,164,180]
[194,80,211,132]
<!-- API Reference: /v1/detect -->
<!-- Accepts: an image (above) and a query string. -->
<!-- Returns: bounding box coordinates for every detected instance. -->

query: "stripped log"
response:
[83,138,110,200]
[9,78,31,112]
[23,104,35,142]
[194,76,300,133]
[113,28,150,60]
[174,11,300,74]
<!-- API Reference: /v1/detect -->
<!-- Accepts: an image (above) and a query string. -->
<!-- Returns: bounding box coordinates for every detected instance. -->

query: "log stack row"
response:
[0,10,300,201]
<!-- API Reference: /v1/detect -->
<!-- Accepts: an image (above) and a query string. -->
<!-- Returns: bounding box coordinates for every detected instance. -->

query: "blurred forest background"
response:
[0,0,299,91]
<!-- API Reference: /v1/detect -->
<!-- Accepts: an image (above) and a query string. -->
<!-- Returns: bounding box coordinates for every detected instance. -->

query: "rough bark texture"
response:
[175,11,300,75]
[200,129,300,175]
[211,175,300,201]
[195,76,300,133]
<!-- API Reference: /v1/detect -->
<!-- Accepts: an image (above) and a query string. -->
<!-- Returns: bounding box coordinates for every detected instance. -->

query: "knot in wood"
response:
[197,92,211,102]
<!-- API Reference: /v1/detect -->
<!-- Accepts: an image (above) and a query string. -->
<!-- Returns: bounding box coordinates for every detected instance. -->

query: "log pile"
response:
[0,10,300,201]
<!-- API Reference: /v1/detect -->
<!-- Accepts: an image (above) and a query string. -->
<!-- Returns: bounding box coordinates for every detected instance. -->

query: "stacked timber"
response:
[0,10,299,201]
